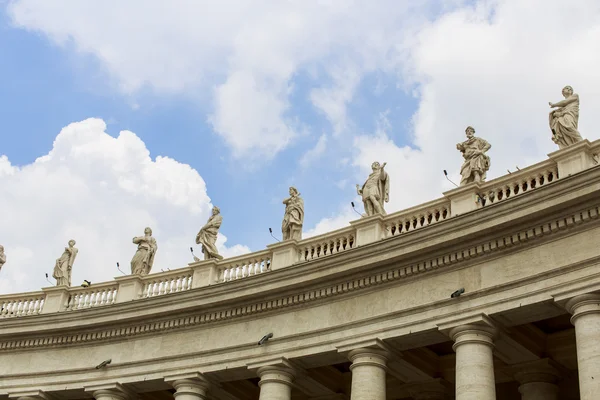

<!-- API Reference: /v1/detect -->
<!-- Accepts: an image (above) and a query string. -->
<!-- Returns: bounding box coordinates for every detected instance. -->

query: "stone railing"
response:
[215,249,272,282]
[141,267,193,298]
[297,226,356,262]
[65,281,118,310]
[383,198,451,238]
[1,139,597,316]
[478,160,559,206]
[0,291,45,318]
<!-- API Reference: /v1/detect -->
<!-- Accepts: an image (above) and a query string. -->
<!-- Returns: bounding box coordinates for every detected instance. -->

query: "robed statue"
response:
[131,227,157,275]
[53,240,78,286]
[356,162,390,216]
[549,85,583,149]
[282,186,304,241]
[456,126,491,186]
[0,245,5,271]
[196,206,223,260]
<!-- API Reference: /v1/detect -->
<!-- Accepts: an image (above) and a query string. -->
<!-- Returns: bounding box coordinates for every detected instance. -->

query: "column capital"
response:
[513,359,561,385]
[565,293,600,322]
[449,324,497,351]
[347,347,389,372]
[256,365,296,389]
[84,383,136,400]
[91,390,128,400]
[165,373,210,400]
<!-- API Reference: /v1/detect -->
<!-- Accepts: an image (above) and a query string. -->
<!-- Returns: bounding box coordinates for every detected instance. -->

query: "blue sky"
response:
[2,0,600,293]
[0,4,416,251]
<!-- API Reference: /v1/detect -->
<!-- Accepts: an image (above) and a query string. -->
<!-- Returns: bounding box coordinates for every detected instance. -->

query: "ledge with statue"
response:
[2,135,599,320]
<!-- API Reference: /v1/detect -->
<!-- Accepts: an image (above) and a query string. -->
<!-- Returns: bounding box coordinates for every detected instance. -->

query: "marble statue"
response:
[549,85,583,149]
[53,240,78,286]
[196,206,223,260]
[456,126,491,186]
[131,227,157,275]
[282,186,304,241]
[0,245,5,270]
[356,162,389,216]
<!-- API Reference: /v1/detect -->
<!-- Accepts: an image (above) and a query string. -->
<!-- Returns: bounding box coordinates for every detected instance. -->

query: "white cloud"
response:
[0,119,249,294]
[315,0,600,225]
[299,134,328,168]
[7,0,441,160]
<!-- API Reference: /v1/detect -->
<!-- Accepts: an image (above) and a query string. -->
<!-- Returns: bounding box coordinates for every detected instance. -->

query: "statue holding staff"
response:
[196,206,223,260]
[282,186,304,241]
[356,162,389,216]
[131,227,157,275]
[456,126,491,186]
[53,239,78,286]
[549,85,583,149]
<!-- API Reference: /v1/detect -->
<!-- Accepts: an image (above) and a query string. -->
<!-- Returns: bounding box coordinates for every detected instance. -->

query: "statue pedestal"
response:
[41,286,70,313]
[350,214,386,247]
[443,183,482,217]
[548,139,597,178]
[267,240,300,271]
[114,275,144,303]
[189,259,218,288]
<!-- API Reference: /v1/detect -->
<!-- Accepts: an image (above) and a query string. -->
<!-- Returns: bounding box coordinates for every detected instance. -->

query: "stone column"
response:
[514,359,559,400]
[450,325,497,400]
[171,378,210,400]
[257,365,295,400]
[348,348,389,400]
[566,294,600,400]
[92,390,128,400]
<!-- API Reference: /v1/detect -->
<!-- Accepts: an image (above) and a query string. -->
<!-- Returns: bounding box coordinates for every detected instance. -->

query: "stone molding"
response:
[565,293,600,324]
[450,323,497,352]
[2,201,600,352]
[256,365,296,388]
[347,348,389,372]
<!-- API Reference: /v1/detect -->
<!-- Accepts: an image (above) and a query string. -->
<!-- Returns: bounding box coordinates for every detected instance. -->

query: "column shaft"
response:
[567,294,600,400]
[348,348,388,400]
[451,325,497,400]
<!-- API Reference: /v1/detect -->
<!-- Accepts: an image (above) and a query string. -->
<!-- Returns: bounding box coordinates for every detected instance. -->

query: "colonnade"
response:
[11,294,600,400]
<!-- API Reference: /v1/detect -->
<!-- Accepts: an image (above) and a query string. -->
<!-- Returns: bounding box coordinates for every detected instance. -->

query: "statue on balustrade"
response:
[549,85,583,149]
[456,126,491,186]
[0,245,5,271]
[131,227,157,275]
[356,162,389,216]
[53,240,78,286]
[196,206,223,260]
[282,186,304,241]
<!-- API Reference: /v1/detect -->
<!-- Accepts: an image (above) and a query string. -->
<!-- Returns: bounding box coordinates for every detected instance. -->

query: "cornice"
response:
[2,190,600,352]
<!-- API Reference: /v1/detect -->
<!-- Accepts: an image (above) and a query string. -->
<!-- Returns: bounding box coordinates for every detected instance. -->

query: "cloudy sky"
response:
[1,0,600,293]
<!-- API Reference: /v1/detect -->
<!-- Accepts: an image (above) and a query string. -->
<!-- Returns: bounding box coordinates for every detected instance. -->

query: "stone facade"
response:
[2,140,600,399]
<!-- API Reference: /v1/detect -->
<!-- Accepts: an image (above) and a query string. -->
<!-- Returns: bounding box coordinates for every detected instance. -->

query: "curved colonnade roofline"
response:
[2,139,600,400]
[3,139,596,314]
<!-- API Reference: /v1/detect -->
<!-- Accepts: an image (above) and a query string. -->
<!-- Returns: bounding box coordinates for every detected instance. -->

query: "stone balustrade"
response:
[141,267,193,298]
[383,198,450,238]
[0,291,45,318]
[65,282,118,310]
[297,226,355,262]
[214,249,272,282]
[479,160,559,206]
